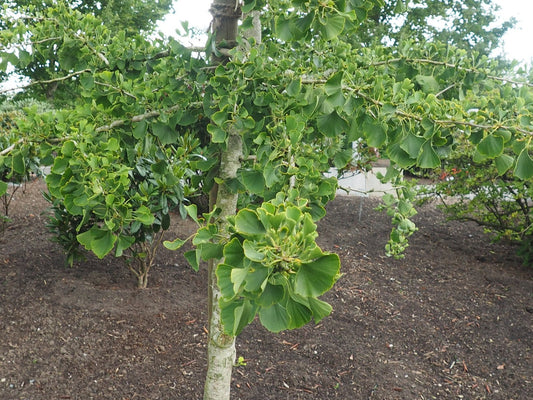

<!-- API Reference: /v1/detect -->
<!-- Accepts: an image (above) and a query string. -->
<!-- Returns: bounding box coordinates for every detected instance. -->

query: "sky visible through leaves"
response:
[1,0,531,92]
[158,0,533,65]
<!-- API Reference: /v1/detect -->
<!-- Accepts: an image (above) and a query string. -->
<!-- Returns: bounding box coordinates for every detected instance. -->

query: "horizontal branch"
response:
[128,42,208,65]
[94,81,137,100]
[372,57,533,88]
[0,139,23,156]
[74,33,109,66]
[95,102,202,132]
[302,77,533,136]
[0,69,90,94]
[354,86,533,136]
[30,36,62,45]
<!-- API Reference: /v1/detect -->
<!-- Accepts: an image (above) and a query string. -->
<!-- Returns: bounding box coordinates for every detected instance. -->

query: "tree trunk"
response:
[203,2,242,399]
[204,132,242,400]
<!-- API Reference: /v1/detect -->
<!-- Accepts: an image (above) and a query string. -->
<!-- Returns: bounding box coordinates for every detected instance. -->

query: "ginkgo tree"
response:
[1,0,532,399]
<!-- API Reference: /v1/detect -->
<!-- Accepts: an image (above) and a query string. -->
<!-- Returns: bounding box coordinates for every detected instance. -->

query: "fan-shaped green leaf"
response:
[514,149,533,180]
[317,111,347,137]
[363,120,387,147]
[257,282,284,307]
[223,238,245,267]
[134,205,155,225]
[287,79,301,96]
[231,266,250,294]
[259,302,289,333]
[163,238,186,251]
[152,122,175,145]
[400,133,425,158]
[184,249,200,271]
[116,235,135,257]
[274,16,292,41]
[240,169,265,195]
[286,297,312,329]
[216,264,236,298]
[221,299,257,336]
[244,265,270,292]
[417,141,440,168]
[321,15,345,40]
[415,75,440,93]
[294,254,340,297]
[387,142,416,168]
[307,297,333,322]
[243,240,265,262]
[11,154,25,175]
[207,124,227,143]
[0,181,7,197]
[235,209,266,236]
[77,227,116,259]
[494,154,514,176]
[325,71,343,96]
[477,135,504,158]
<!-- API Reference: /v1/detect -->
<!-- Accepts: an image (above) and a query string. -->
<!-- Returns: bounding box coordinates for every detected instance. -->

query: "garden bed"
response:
[1,178,532,399]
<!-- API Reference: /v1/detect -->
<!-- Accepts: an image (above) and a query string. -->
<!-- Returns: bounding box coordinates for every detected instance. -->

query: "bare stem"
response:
[0,139,23,156]
[95,102,202,132]
[94,81,137,100]
[0,69,91,95]
[370,57,533,88]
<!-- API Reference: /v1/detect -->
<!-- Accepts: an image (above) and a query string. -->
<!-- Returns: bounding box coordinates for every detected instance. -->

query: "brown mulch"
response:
[1,178,532,400]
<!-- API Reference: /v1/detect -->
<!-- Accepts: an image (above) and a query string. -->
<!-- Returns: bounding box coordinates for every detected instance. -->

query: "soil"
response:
[1,178,532,400]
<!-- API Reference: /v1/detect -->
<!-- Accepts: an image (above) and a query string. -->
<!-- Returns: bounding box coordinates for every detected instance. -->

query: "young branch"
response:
[435,83,457,98]
[302,77,533,136]
[0,139,23,156]
[94,81,137,100]
[0,69,90,94]
[95,102,202,132]
[371,57,533,88]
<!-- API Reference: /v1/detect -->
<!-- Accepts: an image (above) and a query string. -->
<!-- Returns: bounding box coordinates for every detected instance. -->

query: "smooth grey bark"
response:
[204,132,242,400]
[203,1,242,399]
[203,4,264,400]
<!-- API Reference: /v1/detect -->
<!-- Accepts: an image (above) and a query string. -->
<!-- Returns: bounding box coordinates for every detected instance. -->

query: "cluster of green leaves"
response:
[376,174,419,256]
[199,40,348,218]
[0,109,23,196]
[0,101,48,184]
[218,194,340,334]
[256,0,380,42]
[2,0,533,318]
[0,3,213,285]
[1,0,173,103]
[0,100,54,224]
[14,102,201,282]
[251,30,532,252]
[2,0,173,34]
[412,71,533,265]
[165,193,340,334]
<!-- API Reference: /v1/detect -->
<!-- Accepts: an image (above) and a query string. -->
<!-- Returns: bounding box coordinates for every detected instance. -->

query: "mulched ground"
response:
[1,178,532,400]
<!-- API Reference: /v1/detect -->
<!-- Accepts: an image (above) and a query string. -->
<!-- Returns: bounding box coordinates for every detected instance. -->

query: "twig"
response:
[370,57,533,88]
[302,77,533,136]
[0,69,90,94]
[74,33,110,66]
[435,83,456,98]
[0,139,23,156]
[29,36,62,45]
[95,102,202,132]
[94,81,137,100]
[188,46,206,52]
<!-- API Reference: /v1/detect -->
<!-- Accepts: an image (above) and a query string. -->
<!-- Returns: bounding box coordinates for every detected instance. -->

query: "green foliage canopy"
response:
[1,0,532,328]
[1,0,172,103]
[2,1,533,398]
